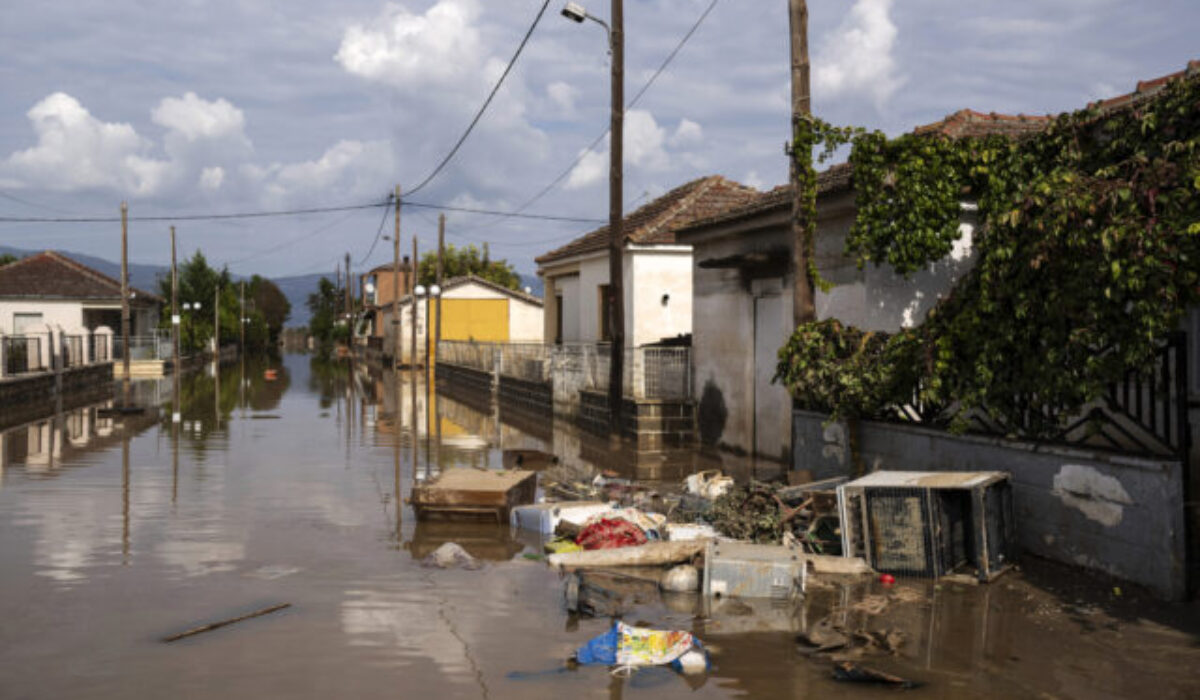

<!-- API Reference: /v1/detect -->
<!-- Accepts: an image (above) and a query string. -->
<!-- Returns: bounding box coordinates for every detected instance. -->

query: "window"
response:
[598,285,611,342]
[554,295,564,345]
[13,312,42,334]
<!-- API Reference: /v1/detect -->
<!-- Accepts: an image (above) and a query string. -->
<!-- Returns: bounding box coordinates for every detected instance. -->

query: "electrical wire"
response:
[0,201,387,224]
[404,0,552,196]
[456,0,721,231]
[356,193,395,266]
[0,189,80,215]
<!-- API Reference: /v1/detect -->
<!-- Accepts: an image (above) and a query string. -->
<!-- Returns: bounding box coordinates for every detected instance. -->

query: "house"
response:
[358,258,415,339]
[675,116,1050,462]
[535,175,760,348]
[383,274,543,363]
[0,251,161,370]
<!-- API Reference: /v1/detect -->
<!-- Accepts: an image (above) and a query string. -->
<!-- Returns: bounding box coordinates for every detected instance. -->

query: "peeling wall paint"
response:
[1052,464,1134,527]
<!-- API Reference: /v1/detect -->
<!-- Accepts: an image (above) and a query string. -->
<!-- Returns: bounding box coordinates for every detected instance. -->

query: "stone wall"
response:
[578,390,695,451]
[794,409,1188,599]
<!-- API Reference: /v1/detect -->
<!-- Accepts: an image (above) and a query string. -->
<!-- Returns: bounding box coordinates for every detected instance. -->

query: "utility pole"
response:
[789,0,815,326]
[436,214,444,370]
[214,284,220,362]
[607,0,626,436]
[344,252,352,336]
[120,202,131,406]
[239,280,245,353]
[411,234,418,369]
[393,186,402,370]
[171,226,179,372]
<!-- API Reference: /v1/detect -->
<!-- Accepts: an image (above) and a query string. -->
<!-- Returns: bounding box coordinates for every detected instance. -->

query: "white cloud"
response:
[152,92,247,143]
[199,166,224,190]
[547,81,580,116]
[814,0,905,107]
[2,92,168,195]
[335,0,483,88]
[566,109,674,190]
[259,140,395,202]
[669,118,703,147]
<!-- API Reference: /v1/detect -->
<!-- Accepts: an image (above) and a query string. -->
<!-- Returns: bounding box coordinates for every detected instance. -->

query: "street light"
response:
[563,1,625,436]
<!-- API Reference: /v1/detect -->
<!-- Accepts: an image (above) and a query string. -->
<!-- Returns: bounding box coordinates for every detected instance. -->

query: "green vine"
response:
[792,115,862,290]
[779,72,1200,436]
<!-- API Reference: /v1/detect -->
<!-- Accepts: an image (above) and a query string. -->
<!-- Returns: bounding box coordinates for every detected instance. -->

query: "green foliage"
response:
[247,275,290,349]
[157,251,239,353]
[780,73,1200,437]
[0,253,18,267]
[416,243,520,290]
[792,116,863,290]
[305,277,348,353]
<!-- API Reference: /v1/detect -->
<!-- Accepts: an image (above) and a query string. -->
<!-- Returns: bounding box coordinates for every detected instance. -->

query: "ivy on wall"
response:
[777,73,1200,437]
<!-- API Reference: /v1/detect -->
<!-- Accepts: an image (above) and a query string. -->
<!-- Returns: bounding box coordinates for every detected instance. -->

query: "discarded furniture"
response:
[836,471,1015,581]
[548,539,707,569]
[509,501,612,534]
[702,541,806,600]
[410,468,536,523]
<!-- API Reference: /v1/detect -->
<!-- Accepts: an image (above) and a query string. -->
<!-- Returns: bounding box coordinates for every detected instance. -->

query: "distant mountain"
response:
[0,245,542,329]
[0,244,168,293]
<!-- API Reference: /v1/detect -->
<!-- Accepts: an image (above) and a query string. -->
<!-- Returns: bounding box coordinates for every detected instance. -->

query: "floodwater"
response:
[1,353,1198,699]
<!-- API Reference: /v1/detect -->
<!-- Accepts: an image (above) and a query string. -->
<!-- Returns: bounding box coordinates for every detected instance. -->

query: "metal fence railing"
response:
[436,340,692,400]
[62,335,85,368]
[112,332,173,361]
[90,333,110,363]
[2,335,46,376]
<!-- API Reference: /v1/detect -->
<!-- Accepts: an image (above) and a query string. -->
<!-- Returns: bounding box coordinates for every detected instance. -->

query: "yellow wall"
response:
[436,298,510,343]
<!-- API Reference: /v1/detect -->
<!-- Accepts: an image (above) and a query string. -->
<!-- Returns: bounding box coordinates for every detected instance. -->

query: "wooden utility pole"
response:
[411,235,418,369]
[789,0,815,326]
[435,214,444,369]
[607,0,626,435]
[344,252,352,335]
[393,185,402,370]
[214,284,220,361]
[171,226,179,373]
[239,280,245,353]
[120,202,131,405]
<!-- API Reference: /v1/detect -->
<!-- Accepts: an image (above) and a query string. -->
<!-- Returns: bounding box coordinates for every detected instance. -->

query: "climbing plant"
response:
[778,72,1200,437]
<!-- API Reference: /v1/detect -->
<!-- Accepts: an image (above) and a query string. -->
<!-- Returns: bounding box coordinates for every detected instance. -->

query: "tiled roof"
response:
[441,274,543,306]
[1087,59,1200,113]
[535,175,759,266]
[913,109,1052,139]
[0,251,162,303]
[678,163,853,233]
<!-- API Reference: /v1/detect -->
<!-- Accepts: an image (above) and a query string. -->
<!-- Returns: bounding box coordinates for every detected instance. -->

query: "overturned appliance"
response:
[837,471,1015,581]
[702,541,806,600]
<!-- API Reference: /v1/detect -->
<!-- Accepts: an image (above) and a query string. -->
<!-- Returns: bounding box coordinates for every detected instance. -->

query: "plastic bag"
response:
[575,621,707,671]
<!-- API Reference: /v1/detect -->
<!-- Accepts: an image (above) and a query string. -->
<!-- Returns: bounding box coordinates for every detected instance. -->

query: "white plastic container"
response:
[510,501,612,534]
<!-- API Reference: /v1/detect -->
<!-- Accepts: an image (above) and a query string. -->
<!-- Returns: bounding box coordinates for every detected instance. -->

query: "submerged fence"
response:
[437,340,692,401]
[0,329,115,378]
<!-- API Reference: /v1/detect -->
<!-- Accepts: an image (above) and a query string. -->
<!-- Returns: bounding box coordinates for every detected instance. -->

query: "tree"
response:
[416,243,520,290]
[0,254,17,267]
[248,275,290,347]
[306,277,346,352]
[157,251,238,353]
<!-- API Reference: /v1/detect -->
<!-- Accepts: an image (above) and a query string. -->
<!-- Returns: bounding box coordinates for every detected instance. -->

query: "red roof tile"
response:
[535,175,759,265]
[0,251,162,304]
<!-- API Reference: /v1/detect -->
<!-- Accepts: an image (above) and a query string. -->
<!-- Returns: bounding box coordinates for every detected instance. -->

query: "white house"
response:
[535,175,759,348]
[0,251,161,369]
[674,110,1047,462]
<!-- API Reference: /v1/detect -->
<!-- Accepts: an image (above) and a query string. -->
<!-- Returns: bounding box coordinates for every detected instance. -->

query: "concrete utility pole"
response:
[393,185,402,370]
[171,226,179,370]
[411,235,418,369]
[214,284,220,361]
[789,0,815,326]
[607,0,626,436]
[120,202,131,405]
[239,280,245,353]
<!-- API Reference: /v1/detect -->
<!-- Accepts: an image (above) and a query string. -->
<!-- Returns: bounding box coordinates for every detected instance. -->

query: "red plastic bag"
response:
[576,518,648,550]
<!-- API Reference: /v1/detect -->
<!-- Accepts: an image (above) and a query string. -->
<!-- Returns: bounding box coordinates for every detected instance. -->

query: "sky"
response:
[0,0,1196,279]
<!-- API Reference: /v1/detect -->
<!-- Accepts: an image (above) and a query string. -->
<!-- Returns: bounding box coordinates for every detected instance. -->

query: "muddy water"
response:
[1,354,1198,699]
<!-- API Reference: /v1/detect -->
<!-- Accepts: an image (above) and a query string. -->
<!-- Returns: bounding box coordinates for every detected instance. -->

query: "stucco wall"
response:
[508,299,543,342]
[0,300,85,333]
[628,247,692,346]
[793,409,1188,599]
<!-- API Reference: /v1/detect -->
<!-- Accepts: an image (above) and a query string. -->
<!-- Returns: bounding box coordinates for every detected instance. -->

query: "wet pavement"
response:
[1,353,1198,699]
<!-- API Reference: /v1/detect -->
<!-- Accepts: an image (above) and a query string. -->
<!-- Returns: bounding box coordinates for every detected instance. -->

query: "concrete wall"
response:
[0,299,82,333]
[508,298,543,343]
[793,409,1188,599]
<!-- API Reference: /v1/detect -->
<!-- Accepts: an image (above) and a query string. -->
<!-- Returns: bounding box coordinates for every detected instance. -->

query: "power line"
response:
[223,208,371,268]
[356,193,395,266]
[457,0,720,232]
[0,189,80,215]
[403,199,602,223]
[405,0,551,196]
[0,201,386,224]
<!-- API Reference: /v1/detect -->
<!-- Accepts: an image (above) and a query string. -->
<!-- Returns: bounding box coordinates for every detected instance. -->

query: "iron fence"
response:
[112,332,173,361]
[62,335,85,368]
[89,333,110,362]
[2,335,46,375]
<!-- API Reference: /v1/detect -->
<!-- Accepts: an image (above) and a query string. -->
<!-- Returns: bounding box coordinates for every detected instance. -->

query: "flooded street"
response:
[1,353,1198,699]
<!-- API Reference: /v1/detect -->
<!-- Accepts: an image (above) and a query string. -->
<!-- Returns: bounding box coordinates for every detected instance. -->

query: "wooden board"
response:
[411,468,537,522]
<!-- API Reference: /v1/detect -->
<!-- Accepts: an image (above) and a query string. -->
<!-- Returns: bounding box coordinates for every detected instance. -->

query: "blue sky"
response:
[0,0,1195,278]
